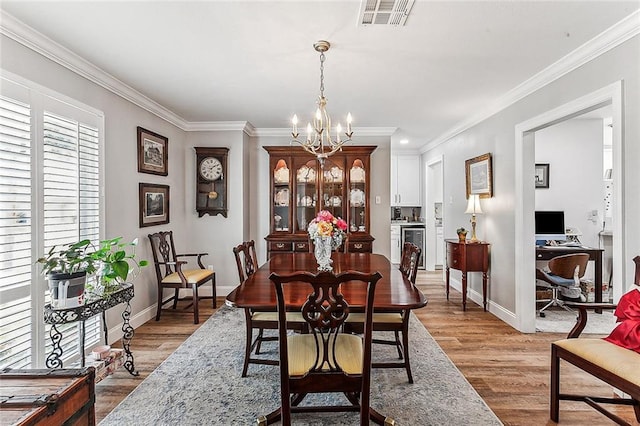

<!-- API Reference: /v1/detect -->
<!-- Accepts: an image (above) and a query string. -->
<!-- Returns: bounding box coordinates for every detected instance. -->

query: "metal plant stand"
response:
[44,283,138,377]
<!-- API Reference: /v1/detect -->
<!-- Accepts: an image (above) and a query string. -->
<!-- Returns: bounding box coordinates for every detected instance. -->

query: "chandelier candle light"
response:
[465,194,483,243]
[291,41,352,167]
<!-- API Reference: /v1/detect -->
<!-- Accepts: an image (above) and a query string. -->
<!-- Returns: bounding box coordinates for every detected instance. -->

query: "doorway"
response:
[424,156,444,272]
[514,81,623,333]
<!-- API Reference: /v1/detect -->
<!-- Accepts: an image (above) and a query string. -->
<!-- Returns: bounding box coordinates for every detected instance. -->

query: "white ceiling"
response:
[1,1,638,151]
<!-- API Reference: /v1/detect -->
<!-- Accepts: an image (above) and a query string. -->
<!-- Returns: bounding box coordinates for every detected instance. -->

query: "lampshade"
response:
[465,194,483,215]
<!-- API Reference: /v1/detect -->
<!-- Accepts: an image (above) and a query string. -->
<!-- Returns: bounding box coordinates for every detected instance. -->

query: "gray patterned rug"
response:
[100,306,501,425]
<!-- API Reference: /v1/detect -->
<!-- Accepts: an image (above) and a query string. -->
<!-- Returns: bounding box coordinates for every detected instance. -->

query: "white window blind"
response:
[0,76,103,369]
[0,95,33,368]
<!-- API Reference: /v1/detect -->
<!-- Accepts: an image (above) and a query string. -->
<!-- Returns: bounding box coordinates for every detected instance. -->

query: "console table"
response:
[445,239,490,311]
[44,283,138,377]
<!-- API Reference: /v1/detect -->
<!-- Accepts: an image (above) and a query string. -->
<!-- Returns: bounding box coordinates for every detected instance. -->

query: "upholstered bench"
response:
[550,302,640,425]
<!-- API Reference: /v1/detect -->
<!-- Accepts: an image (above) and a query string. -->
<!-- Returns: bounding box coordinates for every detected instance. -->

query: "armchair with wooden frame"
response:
[258,270,392,426]
[147,231,216,324]
[344,242,422,383]
[550,255,640,425]
[233,240,307,377]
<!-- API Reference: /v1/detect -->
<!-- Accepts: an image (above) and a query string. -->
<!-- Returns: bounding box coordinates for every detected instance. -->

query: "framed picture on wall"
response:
[535,163,549,188]
[139,183,170,227]
[465,153,493,198]
[137,126,168,176]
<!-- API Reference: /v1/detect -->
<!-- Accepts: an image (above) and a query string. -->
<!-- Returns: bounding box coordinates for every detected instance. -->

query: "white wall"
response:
[535,118,604,249]
[423,35,640,318]
[185,130,248,295]
[534,118,604,281]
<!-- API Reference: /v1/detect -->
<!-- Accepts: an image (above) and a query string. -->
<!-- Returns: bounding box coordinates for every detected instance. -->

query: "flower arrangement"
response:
[308,210,347,246]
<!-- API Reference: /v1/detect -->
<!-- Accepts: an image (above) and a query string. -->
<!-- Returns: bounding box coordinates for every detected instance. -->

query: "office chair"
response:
[536,253,589,317]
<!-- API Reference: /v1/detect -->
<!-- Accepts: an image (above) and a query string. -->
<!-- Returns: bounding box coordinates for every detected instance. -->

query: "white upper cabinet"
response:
[391,155,421,206]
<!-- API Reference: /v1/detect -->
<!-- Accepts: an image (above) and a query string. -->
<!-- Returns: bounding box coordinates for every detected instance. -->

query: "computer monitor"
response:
[535,211,566,242]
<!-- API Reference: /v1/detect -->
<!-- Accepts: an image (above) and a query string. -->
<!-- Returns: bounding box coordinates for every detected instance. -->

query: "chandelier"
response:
[291,40,352,166]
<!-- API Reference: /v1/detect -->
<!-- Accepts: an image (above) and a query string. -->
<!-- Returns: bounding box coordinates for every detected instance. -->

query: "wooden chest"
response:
[0,368,96,426]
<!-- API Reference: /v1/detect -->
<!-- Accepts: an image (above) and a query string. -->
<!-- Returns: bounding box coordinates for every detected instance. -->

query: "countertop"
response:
[391,221,425,227]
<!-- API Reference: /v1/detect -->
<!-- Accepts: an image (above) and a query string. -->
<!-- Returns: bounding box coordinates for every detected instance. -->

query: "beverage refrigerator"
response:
[402,227,425,269]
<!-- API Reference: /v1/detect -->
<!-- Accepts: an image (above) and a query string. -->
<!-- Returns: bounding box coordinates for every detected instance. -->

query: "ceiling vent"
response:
[358,0,415,26]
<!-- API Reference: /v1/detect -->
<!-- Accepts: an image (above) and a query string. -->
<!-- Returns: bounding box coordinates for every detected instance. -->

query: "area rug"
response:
[536,308,617,335]
[100,306,501,425]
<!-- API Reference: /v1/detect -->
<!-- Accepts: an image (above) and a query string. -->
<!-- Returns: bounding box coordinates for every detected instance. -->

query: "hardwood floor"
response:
[95,271,636,425]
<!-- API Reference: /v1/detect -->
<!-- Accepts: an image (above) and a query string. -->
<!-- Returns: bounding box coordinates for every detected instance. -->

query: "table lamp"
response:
[464,194,483,242]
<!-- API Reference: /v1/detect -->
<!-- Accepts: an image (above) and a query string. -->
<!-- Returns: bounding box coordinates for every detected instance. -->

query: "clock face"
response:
[199,157,223,181]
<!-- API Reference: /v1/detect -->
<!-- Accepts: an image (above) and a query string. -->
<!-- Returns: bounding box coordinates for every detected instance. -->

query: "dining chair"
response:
[233,240,307,377]
[147,231,216,324]
[259,269,387,426]
[344,241,422,383]
[536,253,589,317]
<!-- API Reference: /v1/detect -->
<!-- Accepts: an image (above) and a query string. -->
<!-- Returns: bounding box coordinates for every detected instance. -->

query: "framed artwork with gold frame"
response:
[465,153,493,198]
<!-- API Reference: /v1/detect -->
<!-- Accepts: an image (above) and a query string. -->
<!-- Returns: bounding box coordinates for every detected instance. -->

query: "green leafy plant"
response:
[37,237,148,284]
[36,239,98,277]
[91,237,148,284]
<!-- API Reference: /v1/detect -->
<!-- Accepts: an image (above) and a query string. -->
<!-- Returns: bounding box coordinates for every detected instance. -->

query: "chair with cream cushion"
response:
[344,241,422,383]
[550,255,640,424]
[233,240,307,377]
[148,231,216,324]
[259,270,384,425]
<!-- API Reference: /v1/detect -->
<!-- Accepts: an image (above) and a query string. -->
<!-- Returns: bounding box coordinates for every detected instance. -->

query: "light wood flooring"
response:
[95,271,637,425]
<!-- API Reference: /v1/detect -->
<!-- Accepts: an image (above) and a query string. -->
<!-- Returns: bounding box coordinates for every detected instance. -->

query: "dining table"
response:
[225,251,428,425]
[226,252,427,310]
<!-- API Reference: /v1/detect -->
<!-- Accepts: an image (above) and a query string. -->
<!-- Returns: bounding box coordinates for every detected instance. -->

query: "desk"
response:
[226,252,427,425]
[44,283,138,377]
[445,240,490,311]
[535,246,604,305]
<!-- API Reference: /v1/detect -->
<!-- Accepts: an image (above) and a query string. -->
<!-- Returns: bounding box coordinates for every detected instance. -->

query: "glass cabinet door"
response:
[295,159,318,233]
[272,158,290,232]
[321,158,345,222]
[349,158,367,233]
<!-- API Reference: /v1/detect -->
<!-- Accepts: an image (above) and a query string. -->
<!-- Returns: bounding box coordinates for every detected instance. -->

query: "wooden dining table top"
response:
[225,252,428,310]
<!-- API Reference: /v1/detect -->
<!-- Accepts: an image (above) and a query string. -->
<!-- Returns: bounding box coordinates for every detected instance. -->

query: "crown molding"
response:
[0,10,189,130]
[421,9,640,153]
[184,121,251,132]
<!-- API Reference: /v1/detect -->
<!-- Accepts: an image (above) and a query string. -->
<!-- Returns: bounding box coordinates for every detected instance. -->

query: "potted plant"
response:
[90,237,148,294]
[36,239,97,309]
[37,237,149,307]
[456,227,468,242]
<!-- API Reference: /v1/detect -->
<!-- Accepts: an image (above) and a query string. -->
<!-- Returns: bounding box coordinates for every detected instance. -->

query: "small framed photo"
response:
[535,163,549,188]
[465,153,493,198]
[139,183,170,227]
[137,126,168,176]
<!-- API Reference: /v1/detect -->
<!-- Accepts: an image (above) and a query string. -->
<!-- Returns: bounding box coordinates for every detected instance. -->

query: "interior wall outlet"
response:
[375,195,381,204]
[207,265,214,271]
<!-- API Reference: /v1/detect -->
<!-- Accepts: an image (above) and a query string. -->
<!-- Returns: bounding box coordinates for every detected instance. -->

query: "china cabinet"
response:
[264,146,376,258]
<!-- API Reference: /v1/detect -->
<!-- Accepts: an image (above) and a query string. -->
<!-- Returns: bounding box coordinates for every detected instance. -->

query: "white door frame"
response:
[424,155,444,271]
[514,81,624,333]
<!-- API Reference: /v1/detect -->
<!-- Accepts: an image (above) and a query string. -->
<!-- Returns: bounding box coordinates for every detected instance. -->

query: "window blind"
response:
[0,79,103,369]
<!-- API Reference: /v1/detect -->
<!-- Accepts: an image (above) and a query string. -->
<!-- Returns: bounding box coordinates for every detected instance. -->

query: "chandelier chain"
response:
[290,40,352,166]
[319,52,325,97]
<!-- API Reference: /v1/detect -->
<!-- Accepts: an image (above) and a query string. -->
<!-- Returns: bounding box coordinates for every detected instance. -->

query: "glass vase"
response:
[314,236,333,271]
